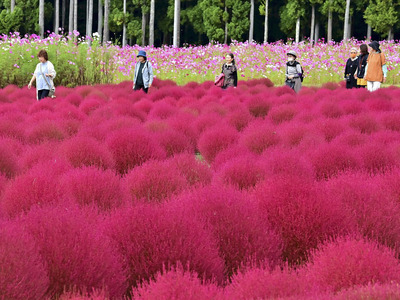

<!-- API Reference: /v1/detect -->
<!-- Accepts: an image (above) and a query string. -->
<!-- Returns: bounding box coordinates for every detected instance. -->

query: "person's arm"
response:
[28,65,38,89]
[132,63,137,89]
[47,61,56,79]
[233,67,238,87]
[148,62,154,87]
[382,64,388,83]
[344,59,349,78]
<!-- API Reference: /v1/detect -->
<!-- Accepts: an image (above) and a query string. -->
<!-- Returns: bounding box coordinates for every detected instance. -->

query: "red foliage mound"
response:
[21,205,127,298]
[0,138,20,178]
[123,160,188,202]
[173,186,282,278]
[254,175,353,264]
[105,203,225,290]
[239,121,280,154]
[197,125,238,163]
[225,266,309,300]
[335,283,400,299]
[59,166,125,210]
[58,136,115,170]
[132,266,222,300]
[169,153,212,187]
[0,222,49,300]
[305,236,400,293]
[106,128,166,174]
[1,160,71,217]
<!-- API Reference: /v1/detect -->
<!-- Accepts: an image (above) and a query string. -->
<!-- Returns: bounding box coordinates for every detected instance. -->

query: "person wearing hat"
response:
[133,50,154,93]
[364,41,387,92]
[285,50,302,93]
[344,47,359,89]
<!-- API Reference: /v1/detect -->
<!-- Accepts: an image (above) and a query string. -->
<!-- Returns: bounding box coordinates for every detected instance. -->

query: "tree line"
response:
[0,0,398,46]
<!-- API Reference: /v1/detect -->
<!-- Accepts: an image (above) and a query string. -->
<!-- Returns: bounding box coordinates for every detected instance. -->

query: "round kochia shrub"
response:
[239,121,280,154]
[305,236,400,293]
[124,160,188,202]
[172,186,282,278]
[106,128,166,174]
[59,166,125,210]
[0,222,49,300]
[169,153,212,187]
[197,125,238,163]
[254,174,353,264]
[132,266,222,300]
[58,136,115,170]
[21,205,127,298]
[1,160,71,217]
[104,203,225,290]
[0,138,20,178]
[225,266,308,299]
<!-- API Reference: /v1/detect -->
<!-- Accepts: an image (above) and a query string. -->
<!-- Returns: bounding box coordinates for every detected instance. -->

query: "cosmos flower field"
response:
[1,32,400,88]
[1,78,400,299]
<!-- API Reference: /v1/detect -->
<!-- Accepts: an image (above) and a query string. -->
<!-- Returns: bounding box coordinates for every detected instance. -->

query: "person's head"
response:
[137,50,147,62]
[226,53,235,65]
[37,49,48,63]
[350,47,358,59]
[368,41,380,53]
[287,50,297,62]
[360,44,369,55]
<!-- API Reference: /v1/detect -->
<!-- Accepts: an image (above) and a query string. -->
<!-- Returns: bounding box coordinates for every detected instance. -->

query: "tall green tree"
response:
[280,0,305,42]
[364,0,398,39]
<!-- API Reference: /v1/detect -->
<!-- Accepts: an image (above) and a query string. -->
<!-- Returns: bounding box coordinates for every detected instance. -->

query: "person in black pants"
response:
[133,50,154,94]
[354,44,369,88]
[344,48,358,89]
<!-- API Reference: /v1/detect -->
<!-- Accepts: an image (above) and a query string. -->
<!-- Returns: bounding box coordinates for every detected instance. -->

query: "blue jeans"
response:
[38,89,50,100]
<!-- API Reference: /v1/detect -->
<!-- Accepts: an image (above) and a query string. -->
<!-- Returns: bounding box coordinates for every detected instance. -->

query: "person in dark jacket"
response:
[221,53,238,89]
[354,44,369,88]
[285,50,302,93]
[344,47,358,89]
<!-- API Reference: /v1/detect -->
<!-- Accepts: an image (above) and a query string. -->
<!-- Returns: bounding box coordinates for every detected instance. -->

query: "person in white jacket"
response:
[28,49,56,100]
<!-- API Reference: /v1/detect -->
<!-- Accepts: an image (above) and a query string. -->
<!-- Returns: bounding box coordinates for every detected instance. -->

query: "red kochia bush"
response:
[225,266,308,299]
[59,166,125,211]
[132,266,222,300]
[254,175,353,264]
[246,95,271,118]
[124,160,188,202]
[169,153,212,187]
[335,283,400,299]
[0,138,20,178]
[0,222,49,300]
[21,205,127,298]
[173,186,282,278]
[239,121,280,154]
[1,160,71,217]
[58,136,115,170]
[305,236,400,293]
[156,128,195,157]
[197,125,238,163]
[106,128,166,174]
[269,103,297,124]
[25,120,65,143]
[105,203,225,291]
[214,155,266,190]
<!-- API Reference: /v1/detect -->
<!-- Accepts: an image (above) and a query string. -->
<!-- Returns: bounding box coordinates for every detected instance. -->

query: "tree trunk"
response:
[327,7,332,41]
[343,0,350,41]
[367,23,371,41]
[249,0,254,42]
[310,4,315,42]
[348,16,352,39]
[103,0,109,43]
[98,0,103,42]
[122,0,127,46]
[39,0,44,37]
[87,0,93,40]
[263,0,268,43]
[73,0,78,32]
[224,5,228,44]
[11,0,15,12]
[315,21,320,42]
[69,0,73,33]
[54,0,60,34]
[295,17,300,43]
[141,11,147,46]
[149,0,155,46]
[388,27,393,40]
[173,0,180,47]
[62,0,66,30]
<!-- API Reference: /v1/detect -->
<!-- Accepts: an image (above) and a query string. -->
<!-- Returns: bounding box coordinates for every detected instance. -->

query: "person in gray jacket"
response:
[285,50,302,93]
[133,50,154,93]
